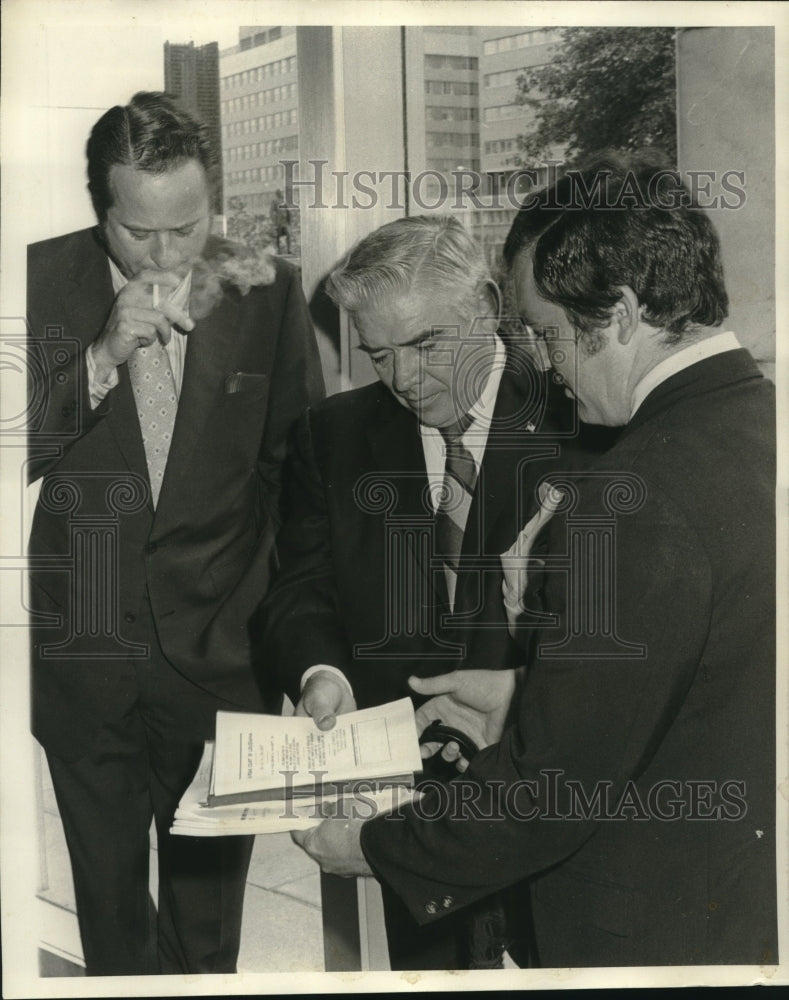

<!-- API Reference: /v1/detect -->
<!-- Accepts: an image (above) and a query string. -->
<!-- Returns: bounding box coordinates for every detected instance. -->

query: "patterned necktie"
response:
[127,340,178,507]
[434,417,478,609]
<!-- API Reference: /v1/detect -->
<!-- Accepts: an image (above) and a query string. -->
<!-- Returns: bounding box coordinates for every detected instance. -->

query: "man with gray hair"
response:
[265,214,590,967]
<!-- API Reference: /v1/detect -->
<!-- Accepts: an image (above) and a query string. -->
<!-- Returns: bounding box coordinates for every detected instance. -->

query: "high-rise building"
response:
[164,41,223,209]
[420,27,481,179]
[404,26,564,264]
[477,26,564,264]
[212,25,563,262]
[219,27,299,221]
[479,27,563,178]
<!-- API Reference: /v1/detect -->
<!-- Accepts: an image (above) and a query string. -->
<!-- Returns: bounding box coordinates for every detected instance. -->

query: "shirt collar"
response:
[466,332,506,430]
[630,331,741,419]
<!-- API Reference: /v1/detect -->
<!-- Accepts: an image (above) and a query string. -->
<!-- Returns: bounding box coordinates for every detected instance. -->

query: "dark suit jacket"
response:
[265,346,588,710]
[361,349,777,967]
[27,227,324,760]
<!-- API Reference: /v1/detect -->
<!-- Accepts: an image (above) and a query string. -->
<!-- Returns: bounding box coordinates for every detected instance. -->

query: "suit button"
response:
[124,612,136,624]
[425,900,438,915]
[145,542,158,555]
[441,896,454,909]
[56,373,68,384]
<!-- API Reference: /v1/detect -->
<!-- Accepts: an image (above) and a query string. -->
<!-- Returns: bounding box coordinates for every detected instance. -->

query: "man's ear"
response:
[477,279,502,329]
[612,286,640,345]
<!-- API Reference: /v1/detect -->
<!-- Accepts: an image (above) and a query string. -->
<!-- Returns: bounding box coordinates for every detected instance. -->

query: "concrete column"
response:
[296,26,407,393]
[677,27,775,380]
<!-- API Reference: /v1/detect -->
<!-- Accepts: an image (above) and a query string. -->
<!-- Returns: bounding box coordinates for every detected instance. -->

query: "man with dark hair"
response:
[27,91,324,975]
[85,91,220,217]
[292,157,778,968]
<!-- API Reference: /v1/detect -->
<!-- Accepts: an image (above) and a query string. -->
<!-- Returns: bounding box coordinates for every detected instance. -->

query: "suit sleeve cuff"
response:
[86,343,119,409]
[300,664,354,698]
[359,804,478,926]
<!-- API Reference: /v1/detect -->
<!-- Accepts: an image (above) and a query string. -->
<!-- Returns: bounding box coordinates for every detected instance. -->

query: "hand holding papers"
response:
[211,696,422,803]
[290,805,374,878]
[171,698,422,836]
[295,668,357,730]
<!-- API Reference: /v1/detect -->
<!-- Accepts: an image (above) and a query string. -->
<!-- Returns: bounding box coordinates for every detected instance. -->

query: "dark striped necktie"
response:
[435,417,478,609]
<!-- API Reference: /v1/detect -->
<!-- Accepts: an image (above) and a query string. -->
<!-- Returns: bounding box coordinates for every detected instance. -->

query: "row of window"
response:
[424,158,481,173]
[424,54,479,71]
[225,135,299,161]
[222,83,297,114]
[228,189,301,211]
[428,27,476,35]
[482,29,562,55]
[222,57,296,90]
[424,79,479,96]
[484,104,526,123]
[239,27,282,51]
[425,131,480,149]
[426,105,479,122]
[227,164,286,185]
[484,69,525,90]
[221,108,299,138]
[484,138,519,154]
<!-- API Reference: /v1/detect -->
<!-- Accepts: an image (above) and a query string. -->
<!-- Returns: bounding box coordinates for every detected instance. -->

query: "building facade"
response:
[219,24,299,247]
[164,26,566,264]
[420,27,481,180]
[477,26,563,265]
[403,25,564,265]
[164,40,223,210]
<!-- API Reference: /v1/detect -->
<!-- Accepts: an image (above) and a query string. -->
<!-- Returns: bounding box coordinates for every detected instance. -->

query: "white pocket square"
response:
[500,483,564,619]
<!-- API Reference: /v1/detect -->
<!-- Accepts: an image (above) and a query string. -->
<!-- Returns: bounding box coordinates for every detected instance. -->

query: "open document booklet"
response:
[171,697,423,836]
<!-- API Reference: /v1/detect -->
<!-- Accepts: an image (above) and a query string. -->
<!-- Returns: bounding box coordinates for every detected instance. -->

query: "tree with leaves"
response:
[224,195,276,251]
[225,195,301,258]
[514,27,677,167]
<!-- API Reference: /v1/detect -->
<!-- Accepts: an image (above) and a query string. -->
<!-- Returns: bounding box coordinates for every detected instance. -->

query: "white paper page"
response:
[171,741,416,835]
[212,697,423,798]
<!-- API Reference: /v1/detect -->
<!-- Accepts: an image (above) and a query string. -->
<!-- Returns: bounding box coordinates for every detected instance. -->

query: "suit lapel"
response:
[63,231,150,485]
[366,393,448,607]
[153,288,242,526]
[454,364,557,611]
[366,393,430,518]
[62,230,115,345]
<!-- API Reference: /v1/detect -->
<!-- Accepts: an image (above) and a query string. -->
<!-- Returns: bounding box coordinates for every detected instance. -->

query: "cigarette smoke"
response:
[190,237,277,320]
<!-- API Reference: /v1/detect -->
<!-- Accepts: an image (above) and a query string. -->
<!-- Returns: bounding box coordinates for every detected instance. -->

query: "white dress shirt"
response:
[419,333,507,511]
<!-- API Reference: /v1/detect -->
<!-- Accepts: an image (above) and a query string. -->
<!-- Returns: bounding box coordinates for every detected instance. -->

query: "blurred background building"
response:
[219,27,298,213]
[162,26,570,266]
[164,40,223,210]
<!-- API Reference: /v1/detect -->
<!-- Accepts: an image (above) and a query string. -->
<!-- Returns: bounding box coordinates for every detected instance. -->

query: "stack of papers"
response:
[171,698,422,836]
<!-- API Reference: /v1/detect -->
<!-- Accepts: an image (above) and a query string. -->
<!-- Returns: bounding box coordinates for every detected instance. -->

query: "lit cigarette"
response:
[152,284,159,308]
